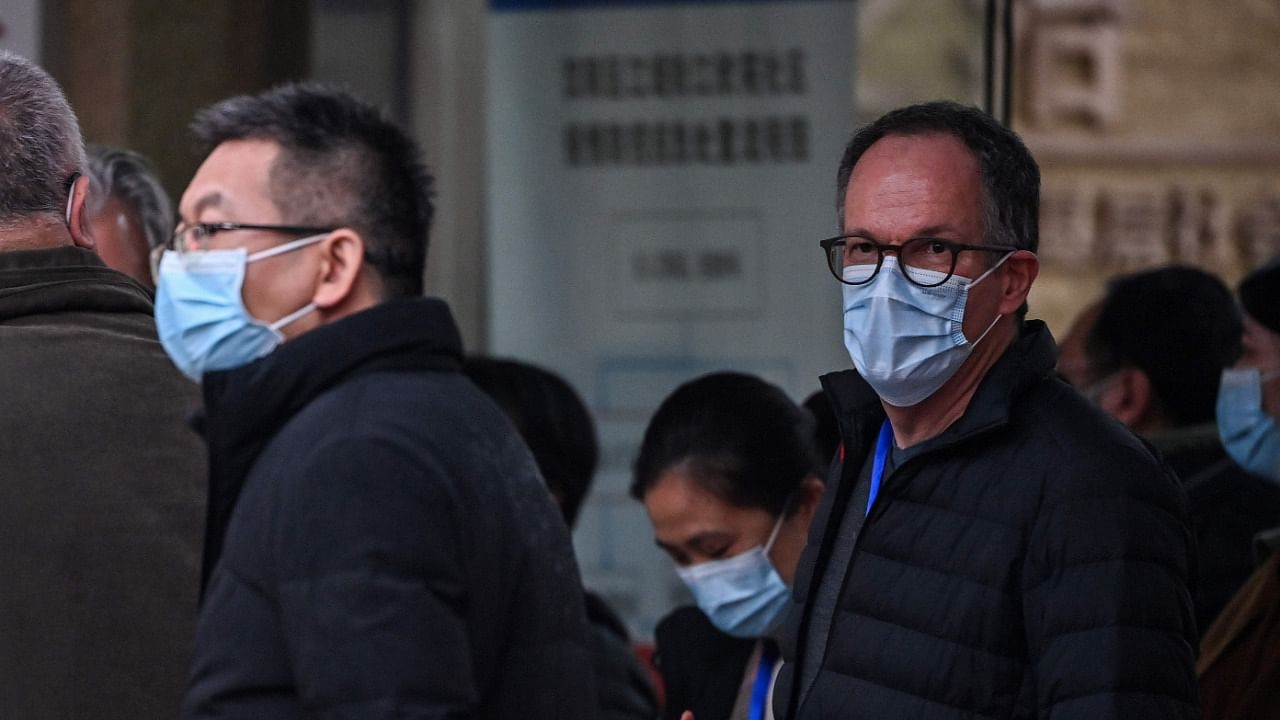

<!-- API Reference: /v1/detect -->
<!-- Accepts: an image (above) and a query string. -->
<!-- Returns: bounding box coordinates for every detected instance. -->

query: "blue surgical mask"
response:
[675,513,791,638]
[1217,367,1280,481]
[842,254,1009,407]
[153,234,325,381]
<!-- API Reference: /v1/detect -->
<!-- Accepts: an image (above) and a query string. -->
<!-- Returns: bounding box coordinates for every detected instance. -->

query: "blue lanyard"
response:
[749,644,778,720]
[867,420,894,516]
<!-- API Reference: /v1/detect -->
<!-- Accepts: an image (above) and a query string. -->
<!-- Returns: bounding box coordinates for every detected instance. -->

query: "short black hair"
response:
[836,101,1040,254]
[191,83,433,298]
[630,372,821,517]
[463,357,598,529]
[1239,257,1280,335]
[802,390,841,466]
[1087,265,1242,426]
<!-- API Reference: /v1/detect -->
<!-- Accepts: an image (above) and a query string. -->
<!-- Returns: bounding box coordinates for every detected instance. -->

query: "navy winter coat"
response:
[182,298,596,719]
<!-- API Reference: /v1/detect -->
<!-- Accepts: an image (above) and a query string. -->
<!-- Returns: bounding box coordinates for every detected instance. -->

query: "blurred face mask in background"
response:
[1217,367,1280,482]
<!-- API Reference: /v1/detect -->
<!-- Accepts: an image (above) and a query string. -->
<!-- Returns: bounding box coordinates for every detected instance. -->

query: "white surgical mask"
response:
[842,254,1009,407]
[675,513,791,638]
[153,234,325,381]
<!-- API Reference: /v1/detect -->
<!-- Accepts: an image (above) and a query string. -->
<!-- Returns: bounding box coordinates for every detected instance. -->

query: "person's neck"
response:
[0,217,74,252]
[883,316,1017,448]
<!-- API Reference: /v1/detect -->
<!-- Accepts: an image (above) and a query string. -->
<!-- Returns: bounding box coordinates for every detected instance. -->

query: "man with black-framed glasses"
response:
[167,84,596,719]
[773,102,1200,720]
[0,51,206,720]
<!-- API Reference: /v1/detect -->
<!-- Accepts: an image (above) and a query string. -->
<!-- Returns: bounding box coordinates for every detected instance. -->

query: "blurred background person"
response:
[1217,258,1280,485]
[1057,264,1280,635]
[84,144,173,289]
[464,356,659,720]
[1199,257,1280,720]
[630,372,824,720]
[0,51,205,720]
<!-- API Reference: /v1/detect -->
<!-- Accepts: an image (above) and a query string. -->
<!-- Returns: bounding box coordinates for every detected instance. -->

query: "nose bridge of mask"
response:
[163,246,251,279]
[677,513,786,584]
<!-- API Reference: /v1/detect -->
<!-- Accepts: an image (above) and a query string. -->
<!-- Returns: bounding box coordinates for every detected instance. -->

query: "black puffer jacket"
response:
[775,321,1200,719]
[654,606,756,720]
[1151,425,1280,635]
[182,298,596,719]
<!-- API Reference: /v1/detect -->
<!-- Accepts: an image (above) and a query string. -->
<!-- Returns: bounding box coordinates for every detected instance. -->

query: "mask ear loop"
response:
[968,250,1014,288]
[268,302,316,332]
[246,232,329,263]
[963,250,1017,347]
[764,488,802,554]
[64,173,81,228]
[245,233,329,332]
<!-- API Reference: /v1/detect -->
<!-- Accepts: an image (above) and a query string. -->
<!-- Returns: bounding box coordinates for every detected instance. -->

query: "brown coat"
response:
[1198,538,1280,720]
[0,246,206,719]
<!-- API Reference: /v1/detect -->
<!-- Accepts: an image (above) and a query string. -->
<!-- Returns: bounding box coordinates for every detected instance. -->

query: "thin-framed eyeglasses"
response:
[819,235,1019,288]
[149,222,335,282]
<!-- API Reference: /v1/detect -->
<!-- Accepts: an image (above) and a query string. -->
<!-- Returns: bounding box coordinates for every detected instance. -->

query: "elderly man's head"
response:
[85,146,173,287]
[0,51,91,248]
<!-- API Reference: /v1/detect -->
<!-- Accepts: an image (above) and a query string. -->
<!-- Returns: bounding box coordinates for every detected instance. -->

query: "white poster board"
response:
[488,0,855,636]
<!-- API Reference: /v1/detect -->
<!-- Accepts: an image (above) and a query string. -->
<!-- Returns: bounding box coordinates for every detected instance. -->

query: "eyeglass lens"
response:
[830,238,958,286]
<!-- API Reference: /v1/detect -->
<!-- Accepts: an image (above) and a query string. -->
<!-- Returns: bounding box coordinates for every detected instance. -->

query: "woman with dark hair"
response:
[631,372,825,720]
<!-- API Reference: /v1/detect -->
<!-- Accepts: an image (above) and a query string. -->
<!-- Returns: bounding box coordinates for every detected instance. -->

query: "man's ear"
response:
[1099,367,1153,429]
[996,249,1038,316]
[312,229,366,310]
[66,174,95,249]
[795,475,826,524]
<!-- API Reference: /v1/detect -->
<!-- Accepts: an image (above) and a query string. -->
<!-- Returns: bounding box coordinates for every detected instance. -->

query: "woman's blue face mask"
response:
[674,512,792,638]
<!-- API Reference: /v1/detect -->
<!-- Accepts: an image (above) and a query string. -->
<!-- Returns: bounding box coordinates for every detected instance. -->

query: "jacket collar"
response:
[196,297,464,594]
[0,246,153,320]
[201,296,463,434]
[820,320,1059,461]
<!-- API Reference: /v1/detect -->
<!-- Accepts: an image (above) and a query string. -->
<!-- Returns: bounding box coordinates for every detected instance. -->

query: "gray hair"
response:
[86,145,173,249]
[0,50,86,224]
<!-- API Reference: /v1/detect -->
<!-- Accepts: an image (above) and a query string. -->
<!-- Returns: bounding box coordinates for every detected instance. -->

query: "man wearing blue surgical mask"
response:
[170,85,596,719]
[1217,258,1280,485]
[775,102,1199,720]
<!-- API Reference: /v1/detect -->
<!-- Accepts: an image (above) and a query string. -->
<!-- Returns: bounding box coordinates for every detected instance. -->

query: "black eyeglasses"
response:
[819,235,1018,288]
[150,222,335,281]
